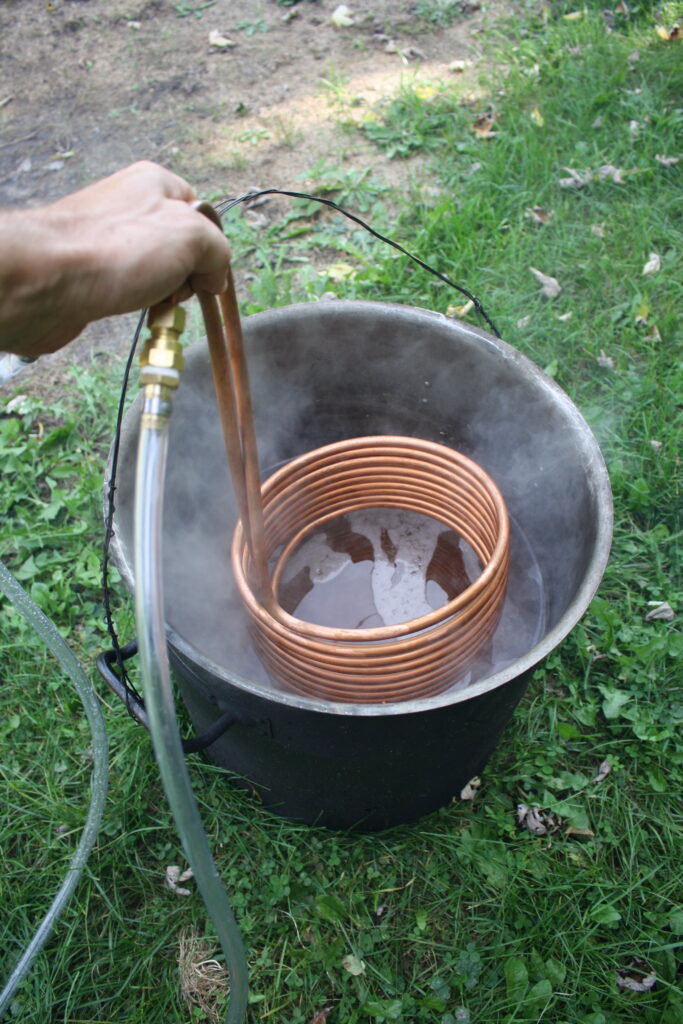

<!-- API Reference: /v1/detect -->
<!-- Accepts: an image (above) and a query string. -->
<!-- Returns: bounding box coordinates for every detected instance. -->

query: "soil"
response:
[0,0,497,397]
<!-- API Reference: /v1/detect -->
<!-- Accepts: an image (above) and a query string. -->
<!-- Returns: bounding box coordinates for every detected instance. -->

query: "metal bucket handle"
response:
[96,641,241,753]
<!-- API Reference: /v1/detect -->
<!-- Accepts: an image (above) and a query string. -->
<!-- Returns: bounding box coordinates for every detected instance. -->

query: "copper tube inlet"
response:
[231,435,510,704]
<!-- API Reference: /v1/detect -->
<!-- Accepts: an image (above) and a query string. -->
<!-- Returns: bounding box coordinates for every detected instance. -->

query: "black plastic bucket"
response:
[105,301,612,830]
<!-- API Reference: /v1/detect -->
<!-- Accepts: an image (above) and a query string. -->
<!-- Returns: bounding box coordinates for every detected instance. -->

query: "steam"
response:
[113,301,602,704]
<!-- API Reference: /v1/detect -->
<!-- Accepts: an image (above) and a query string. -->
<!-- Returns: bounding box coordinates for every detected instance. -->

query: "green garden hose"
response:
[0,560,109,1020]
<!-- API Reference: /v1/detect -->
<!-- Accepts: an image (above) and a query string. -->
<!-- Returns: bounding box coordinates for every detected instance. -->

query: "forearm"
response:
[0,207,87,356]
[0,162,231,358]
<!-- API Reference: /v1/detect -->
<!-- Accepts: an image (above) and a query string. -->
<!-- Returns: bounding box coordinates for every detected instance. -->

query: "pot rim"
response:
[108,299,613,718]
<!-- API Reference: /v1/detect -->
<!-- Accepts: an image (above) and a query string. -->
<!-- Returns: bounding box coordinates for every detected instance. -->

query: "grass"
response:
[1,1,682,1022]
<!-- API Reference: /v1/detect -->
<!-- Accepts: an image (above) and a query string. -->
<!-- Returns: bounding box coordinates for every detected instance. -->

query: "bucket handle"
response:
[96,641,239,754]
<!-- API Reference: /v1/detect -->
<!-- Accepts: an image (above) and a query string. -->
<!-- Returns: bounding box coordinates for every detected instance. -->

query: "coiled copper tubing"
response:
[199,259,510,704]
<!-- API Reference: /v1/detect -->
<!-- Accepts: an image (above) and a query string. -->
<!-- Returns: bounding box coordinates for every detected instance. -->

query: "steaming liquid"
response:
[171,510,547,699]
[277,509,481,629]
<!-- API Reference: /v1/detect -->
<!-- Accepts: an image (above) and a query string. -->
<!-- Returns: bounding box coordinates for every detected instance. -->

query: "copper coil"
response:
[201,281,509,705]
[231,436,509,704]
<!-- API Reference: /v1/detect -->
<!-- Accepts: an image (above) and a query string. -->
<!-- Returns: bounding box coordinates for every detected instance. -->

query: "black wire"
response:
[215,189,501,339]
[101,309,146,705]
[101,189,501,712]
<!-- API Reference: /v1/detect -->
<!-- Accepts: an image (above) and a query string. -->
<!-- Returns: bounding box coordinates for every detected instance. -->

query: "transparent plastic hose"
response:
[134,422,248,1024]
[0,560,109,1020]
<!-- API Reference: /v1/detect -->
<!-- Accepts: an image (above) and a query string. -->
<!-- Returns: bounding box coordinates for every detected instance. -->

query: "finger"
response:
[150,163,197,203]
[167,282,194,304]
[191,199,223,230]
[186,206,231,292]
[7,321,86,358]
[111,161,197,203]
[188,269,230,295]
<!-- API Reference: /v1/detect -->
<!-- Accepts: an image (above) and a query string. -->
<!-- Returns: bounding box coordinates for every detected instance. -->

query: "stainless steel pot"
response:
[105,301,612,830]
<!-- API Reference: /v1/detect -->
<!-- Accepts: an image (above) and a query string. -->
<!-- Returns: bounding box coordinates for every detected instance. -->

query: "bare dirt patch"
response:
[0,0,496,394]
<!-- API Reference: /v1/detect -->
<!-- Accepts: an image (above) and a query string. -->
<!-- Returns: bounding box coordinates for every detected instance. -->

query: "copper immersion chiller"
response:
[180,208,510,705]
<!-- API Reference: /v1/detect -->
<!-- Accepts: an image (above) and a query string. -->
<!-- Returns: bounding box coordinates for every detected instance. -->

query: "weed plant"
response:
[413,0,471,29]
[1,2,681,1022]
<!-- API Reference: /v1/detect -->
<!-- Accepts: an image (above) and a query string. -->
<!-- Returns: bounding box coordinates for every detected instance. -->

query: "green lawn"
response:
[0,1,681,1022]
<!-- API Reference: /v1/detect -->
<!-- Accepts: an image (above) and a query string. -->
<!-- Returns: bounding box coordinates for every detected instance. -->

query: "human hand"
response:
[0,161,231,357]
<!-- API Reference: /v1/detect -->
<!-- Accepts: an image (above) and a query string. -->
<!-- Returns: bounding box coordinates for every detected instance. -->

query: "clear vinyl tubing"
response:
[133,422,248,1024]
[0,561,109,1020]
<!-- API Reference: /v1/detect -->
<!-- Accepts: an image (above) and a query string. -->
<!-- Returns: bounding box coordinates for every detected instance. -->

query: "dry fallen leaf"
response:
[525,205,553,225]
[309,1010,332,1024]
[565,826,596,838]
[6,394,30,414]
[559,166,592,188]
[166,865,194,896]
[644,601,675,622]
[460,776,481,800]
[342,954,366,976]
[617,958,656,992]
[596,164,627,184]
[372,903,388,923]
[655,23,680,41]
[208,29,236,48]
[642,251,661,275]
[446,299,474,319]
[325,261,357,282]
[331,5,355,27]
[592,758,612,784]
[655,153,679,167]
[472,113,497,138]
[529,266,562,298]
[517,804,562,836]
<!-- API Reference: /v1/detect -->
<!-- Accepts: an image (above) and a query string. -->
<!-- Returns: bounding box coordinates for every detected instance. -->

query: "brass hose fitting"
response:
[139,301,186,430]
[138,201,226,430]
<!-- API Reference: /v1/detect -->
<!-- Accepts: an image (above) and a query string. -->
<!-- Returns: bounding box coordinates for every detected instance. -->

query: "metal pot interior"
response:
[110,301,612,716]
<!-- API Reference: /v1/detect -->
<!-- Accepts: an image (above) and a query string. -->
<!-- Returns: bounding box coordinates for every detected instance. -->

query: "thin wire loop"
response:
[215,189,501,338]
